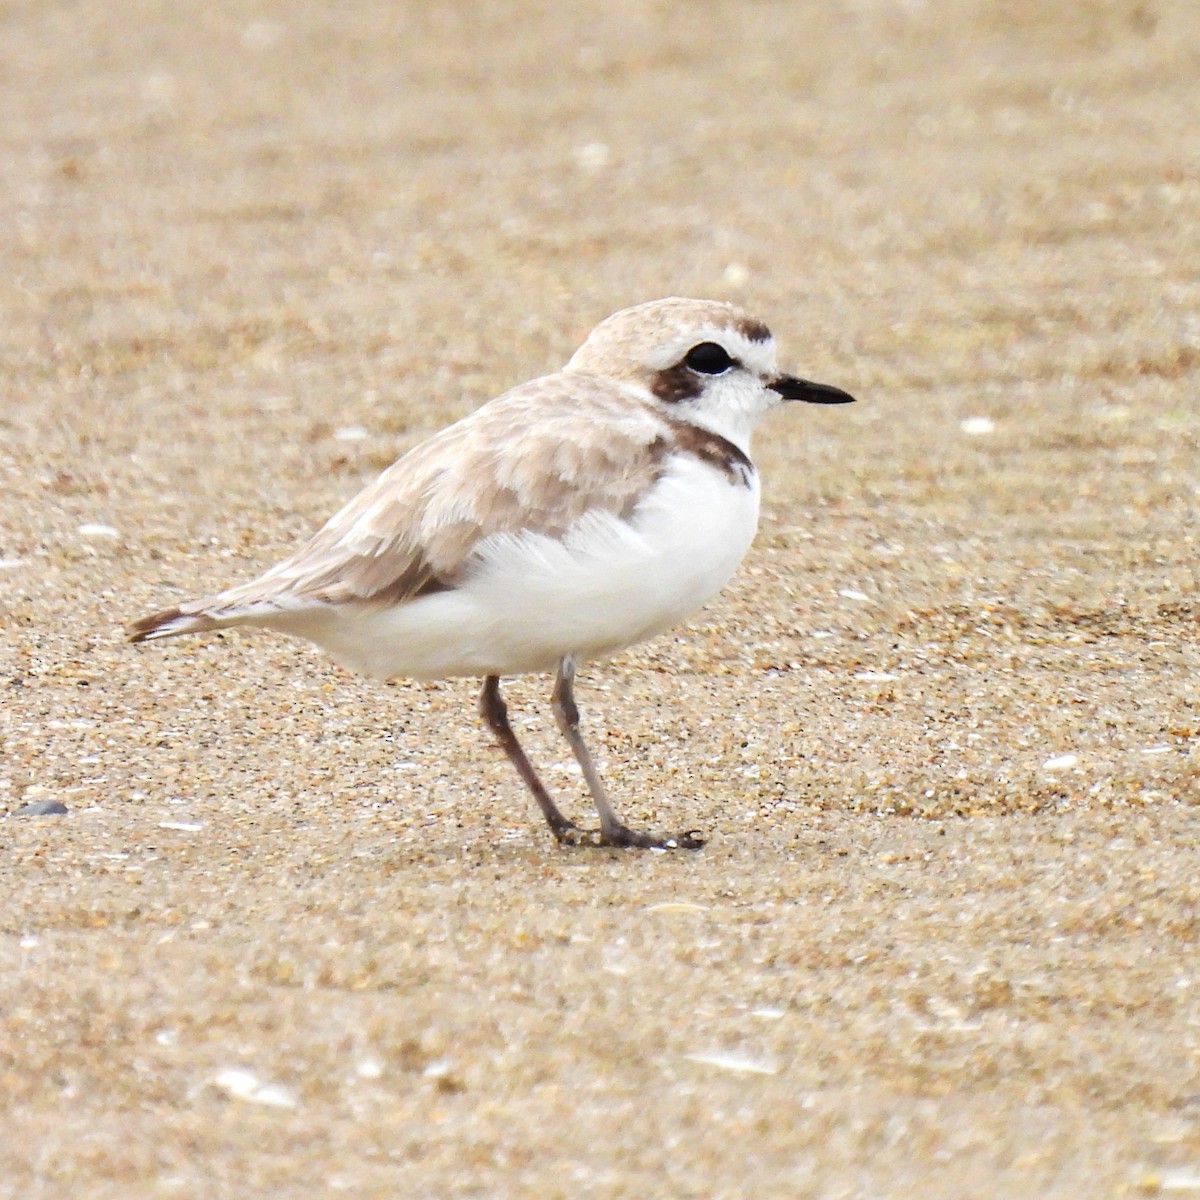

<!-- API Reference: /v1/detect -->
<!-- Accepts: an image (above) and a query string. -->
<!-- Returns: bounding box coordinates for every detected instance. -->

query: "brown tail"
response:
[128,605,222,643]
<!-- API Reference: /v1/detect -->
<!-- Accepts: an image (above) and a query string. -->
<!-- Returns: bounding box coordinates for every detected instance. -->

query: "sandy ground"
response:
[2,1,1199,1196]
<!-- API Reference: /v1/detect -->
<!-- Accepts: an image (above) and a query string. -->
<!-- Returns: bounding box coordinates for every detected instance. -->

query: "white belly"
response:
[284,454,761,679]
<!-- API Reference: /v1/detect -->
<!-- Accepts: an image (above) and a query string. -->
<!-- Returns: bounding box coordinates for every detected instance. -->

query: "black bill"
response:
[768,374,856,405]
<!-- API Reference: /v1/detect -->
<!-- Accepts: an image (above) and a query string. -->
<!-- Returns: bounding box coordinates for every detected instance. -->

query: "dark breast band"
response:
[661,415,755,488]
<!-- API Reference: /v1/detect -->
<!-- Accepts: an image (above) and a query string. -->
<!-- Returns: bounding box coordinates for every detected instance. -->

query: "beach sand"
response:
[1,1,1198,1194]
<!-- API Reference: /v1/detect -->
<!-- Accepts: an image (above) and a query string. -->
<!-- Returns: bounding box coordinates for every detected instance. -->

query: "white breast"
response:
[294,453,761,680]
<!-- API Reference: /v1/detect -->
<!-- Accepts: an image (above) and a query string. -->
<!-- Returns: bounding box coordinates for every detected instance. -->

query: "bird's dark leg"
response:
[551,656,705,850]
[479,674,581,844]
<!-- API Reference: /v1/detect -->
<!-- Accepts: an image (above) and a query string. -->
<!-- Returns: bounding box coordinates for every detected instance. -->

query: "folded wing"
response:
[130,375,670,641]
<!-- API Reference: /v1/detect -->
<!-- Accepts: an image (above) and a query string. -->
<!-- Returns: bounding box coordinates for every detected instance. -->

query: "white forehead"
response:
[566,297,781,378]
[641,323,779,376]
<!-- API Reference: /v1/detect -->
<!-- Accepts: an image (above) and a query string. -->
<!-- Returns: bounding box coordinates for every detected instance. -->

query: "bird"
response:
[130,297,855,849]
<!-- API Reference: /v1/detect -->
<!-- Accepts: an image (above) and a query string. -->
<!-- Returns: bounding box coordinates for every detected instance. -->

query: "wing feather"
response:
[206,374,670,614]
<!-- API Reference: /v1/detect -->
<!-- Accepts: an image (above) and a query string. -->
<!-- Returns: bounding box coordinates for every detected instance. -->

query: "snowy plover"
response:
[131,298,854,849]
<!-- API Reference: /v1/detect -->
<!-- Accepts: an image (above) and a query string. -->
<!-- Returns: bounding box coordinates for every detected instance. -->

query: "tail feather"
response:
[128,590,322,643]
[128,604,224,643]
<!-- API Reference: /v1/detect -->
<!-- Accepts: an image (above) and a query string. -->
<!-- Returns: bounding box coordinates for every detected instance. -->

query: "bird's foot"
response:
[555,822,705,851]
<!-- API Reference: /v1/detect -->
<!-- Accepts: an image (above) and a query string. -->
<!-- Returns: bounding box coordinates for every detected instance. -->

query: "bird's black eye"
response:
[683,342,734,374]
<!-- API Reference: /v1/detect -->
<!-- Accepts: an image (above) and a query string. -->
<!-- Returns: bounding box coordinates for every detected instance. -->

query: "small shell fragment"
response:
[683,1050,779,1076]
[213,1068,298,1109]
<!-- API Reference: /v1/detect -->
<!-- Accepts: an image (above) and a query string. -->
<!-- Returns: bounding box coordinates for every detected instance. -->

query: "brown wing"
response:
[210,373,670,612]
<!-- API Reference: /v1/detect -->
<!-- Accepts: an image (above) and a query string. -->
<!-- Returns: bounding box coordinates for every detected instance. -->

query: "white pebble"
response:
[960,416,996,436]
[722,262,751,287]
[1156,1168,1200,1192]
[749,1006,786,1021]
[213,1068,297,1109]
[241,21,283,50]
[78,523,120,539]
[250,1084,298,1109]
[1042,753,1079,771]
[574,142,610,170]
[333,425,369,442]
[140,73,176,105]
[214,1068,260,1097]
